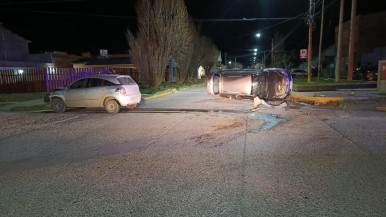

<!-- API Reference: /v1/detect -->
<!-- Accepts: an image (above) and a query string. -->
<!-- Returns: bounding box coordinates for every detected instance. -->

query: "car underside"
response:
[207,68,293,101]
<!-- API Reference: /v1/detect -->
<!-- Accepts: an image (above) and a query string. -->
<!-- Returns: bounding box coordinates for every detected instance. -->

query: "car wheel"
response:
[105,100,120,113]
[52,98,66,113]
[127,104,137,110]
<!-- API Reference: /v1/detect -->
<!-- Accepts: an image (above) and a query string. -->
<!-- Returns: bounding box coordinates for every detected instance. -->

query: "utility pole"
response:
[317,0,325,81]
[348,0,357,81]
[225,52,228,69]
[335,0,345,82]
[271,37,274,67]
[308,0,313,83]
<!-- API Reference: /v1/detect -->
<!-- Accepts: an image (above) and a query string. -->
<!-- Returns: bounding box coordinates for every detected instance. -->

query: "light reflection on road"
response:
[250,112,287,131]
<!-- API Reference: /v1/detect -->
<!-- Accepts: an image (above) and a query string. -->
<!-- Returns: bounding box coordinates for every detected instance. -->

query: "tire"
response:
[52,98,66,113]
[105,100,120,113]
[127,104,137,110]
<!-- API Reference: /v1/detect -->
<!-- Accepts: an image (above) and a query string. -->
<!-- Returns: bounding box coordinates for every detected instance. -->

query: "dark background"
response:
[0,0,385,65]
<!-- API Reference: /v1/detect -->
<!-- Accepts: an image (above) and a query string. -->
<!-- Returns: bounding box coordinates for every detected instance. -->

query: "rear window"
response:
[117,76,135,85]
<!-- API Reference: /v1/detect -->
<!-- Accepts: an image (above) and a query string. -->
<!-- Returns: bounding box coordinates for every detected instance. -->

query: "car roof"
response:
[74,74,133,84]
[86,74,131,78]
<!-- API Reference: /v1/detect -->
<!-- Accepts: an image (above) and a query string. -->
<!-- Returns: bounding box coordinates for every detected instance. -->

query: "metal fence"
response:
[0,67,139,93]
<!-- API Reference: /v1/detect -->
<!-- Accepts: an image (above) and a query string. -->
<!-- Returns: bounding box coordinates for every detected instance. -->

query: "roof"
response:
[0,24,30,43]
[82,57,133,66]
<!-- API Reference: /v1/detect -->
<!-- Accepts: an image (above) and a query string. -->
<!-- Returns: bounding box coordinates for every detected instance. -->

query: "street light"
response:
[256,33,274,67]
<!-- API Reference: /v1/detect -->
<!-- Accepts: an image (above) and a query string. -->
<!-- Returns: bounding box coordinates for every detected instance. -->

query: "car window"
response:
[102,79,117,86]
[70,79,88,89]
[117,76,135,85]
[89,78,104,87]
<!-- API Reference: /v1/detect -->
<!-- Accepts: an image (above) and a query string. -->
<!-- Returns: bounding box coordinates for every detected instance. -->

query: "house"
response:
[0,23,30,66]
[1,23,82,67]
[72,52,139,82]
[335,10,386,76]
[27,51,82,68]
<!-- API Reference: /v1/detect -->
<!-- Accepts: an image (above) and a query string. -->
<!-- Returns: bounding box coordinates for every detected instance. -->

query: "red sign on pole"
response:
[300,49,307,59]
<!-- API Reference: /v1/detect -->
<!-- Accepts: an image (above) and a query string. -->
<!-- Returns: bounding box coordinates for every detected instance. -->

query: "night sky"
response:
[0,0,385,65]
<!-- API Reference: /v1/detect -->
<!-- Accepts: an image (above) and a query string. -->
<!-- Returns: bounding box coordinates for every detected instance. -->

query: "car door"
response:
[207,72,220,95]
[85,78,108,107]
[64,78,88,107]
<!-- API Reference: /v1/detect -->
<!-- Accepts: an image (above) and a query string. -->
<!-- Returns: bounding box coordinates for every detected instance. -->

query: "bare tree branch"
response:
[127,0,218,87]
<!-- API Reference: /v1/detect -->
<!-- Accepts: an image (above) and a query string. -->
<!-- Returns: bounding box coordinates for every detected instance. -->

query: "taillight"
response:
[116,87,127,95]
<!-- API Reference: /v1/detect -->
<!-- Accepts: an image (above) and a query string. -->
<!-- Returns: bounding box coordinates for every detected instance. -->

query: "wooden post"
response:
[348,0,357,81]
[335,0,345,82]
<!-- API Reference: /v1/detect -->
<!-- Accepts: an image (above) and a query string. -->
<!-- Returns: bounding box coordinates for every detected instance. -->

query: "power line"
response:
[1,8,136,20]
[193,17,305,22]
[1,8,306,22]
[0,0,88,5]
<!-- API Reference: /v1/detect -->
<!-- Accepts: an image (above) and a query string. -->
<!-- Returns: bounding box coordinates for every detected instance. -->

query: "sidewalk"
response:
[290,89,386,111]
[0,99,49,112]
[0,89,179,112]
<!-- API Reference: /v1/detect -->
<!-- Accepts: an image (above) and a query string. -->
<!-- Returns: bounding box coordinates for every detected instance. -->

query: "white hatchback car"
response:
[50,74,141,113]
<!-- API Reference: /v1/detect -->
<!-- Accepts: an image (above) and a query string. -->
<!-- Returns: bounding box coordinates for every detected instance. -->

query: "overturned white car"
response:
[207,68,293,101]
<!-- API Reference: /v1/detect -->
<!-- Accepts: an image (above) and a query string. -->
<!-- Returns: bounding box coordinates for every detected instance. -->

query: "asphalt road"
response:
[0,86,385,216]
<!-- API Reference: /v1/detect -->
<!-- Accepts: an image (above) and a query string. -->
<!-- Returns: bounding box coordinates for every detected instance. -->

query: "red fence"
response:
[0,67,139,93]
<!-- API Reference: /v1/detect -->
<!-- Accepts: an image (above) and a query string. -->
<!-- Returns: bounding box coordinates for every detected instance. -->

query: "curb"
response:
[289,93,344,105]
[0,89,179,111]
[143,89,177,100]
[293,82,377,92]
[376,107,386,112]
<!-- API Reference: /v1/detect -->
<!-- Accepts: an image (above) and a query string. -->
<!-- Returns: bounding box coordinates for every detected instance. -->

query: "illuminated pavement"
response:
[0,86,385,216]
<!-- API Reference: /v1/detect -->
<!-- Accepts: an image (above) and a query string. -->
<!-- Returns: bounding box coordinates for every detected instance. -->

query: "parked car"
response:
[207,68,293,101]
[49,74,141,113]
[290,69,308,78]
[353,66,378,81]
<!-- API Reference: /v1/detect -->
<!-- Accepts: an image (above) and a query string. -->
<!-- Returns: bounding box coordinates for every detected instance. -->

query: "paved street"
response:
[0,86,385,216]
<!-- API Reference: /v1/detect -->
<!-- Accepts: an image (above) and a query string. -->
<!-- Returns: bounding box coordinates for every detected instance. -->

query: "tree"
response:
[197,36,219,75]
[281,51,296,70]
[180,26,219,83]
[174,18,195,83]
[272,33,285,68]
[127,0,192,88]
